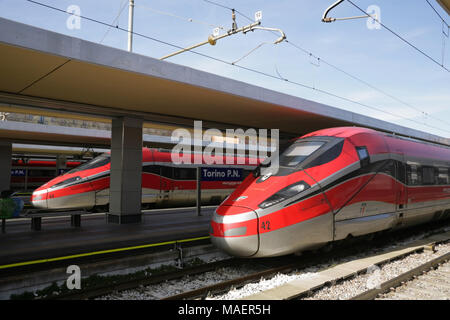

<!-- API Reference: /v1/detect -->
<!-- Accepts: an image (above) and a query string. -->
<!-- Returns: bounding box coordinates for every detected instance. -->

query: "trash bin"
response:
[1,190,24,233]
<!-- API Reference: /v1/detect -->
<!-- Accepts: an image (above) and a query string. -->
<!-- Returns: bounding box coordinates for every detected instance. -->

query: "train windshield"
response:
[67,154,111,174]
[255,137,343,178]
[279,142,325,167]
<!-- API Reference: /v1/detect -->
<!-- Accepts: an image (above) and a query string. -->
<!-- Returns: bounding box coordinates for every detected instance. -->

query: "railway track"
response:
[297,238,450,300]
[161,259,304,300]
[51,258,238,300]
[5,221,449,300]
[102,222,450,300]
[374,254,450,300]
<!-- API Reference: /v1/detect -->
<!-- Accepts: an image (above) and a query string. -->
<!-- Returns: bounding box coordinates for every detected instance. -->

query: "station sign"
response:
[201,168,242,181]
[11,169,26,176]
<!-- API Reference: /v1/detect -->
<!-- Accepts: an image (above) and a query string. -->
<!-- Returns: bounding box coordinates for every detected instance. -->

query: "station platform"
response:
[0,206,215,268]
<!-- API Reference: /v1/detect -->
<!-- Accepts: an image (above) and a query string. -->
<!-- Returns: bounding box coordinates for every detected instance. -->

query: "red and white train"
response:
[31,148,258,210]
[11,159,82,191]
[210,127,450,257]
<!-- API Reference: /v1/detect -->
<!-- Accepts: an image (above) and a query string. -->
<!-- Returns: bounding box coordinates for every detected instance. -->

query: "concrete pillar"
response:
[56,154,67,176]
[0,141,12,193]
[107,117,143,224]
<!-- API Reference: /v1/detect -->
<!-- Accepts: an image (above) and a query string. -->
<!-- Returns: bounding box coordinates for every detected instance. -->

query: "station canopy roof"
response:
[0,17,448,147]
[437,0,450,15]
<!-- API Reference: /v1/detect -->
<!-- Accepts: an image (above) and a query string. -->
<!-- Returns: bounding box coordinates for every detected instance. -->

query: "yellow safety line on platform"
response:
[0,235,210,270]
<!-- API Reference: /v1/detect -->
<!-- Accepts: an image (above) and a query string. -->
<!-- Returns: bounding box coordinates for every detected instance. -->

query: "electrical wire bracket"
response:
[322,0,369,23]
[160,10,286,60]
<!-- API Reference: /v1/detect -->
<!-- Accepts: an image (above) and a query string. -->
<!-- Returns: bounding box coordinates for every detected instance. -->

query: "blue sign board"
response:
[11,169,26,176]
[201,168,242,181]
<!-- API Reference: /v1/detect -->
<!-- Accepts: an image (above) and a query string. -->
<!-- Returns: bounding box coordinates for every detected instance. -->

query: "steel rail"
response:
[50,258,238,300]
[161,260,302,300]
[350,251,450,300]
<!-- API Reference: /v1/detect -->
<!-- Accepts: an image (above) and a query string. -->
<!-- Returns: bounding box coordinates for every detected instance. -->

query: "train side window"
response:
[437,168,449,185]
[407,164,422,186]
[396,161,406,184]
[355,146,370,167]
[143,165,160,175]
[173,167,196,180]
[160,166,173,179]
[422,166,436,185]
[380,160,395,177]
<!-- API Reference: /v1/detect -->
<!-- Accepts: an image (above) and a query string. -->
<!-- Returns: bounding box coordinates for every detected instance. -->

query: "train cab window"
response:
[173,167,196,180]
[422,166,436,185]
[279,141,325,168]
[68,154,110,173]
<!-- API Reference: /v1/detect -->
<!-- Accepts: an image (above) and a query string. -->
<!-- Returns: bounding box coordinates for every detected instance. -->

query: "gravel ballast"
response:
[98,226,450,300]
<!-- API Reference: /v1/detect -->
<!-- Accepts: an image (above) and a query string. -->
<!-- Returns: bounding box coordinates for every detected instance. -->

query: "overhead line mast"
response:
[128,0,135,52]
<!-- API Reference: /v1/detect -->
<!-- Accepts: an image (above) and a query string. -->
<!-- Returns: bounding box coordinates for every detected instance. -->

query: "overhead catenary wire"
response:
[99,0,128,44]
[424,0,450,68]
[425,0,449,29]
[231,42,271,65]
[202,0,450,129]
[24,0,450,135]
[136,3,225,30]
[346,0,450,73]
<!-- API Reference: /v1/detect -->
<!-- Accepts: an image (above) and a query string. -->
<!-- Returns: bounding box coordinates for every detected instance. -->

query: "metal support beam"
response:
[127,0,135,52]
[322,0,369,23]
[196,166,201,216]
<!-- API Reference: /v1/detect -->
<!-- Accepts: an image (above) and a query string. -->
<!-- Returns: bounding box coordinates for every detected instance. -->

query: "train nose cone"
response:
[31,189,47,209]
[210,205,259,257]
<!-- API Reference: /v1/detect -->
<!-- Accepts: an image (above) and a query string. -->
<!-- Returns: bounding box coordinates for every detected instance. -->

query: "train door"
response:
[395,155,407,226]
[172,167,196,204]
[160,166,174,204]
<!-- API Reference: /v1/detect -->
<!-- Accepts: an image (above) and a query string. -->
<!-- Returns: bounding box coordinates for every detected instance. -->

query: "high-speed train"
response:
[31,148,258,210]
[11,159,82,191]
[210,127,450,258]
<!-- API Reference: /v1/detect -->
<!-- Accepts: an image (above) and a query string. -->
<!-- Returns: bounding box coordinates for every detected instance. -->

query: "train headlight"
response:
[259,181,310,209]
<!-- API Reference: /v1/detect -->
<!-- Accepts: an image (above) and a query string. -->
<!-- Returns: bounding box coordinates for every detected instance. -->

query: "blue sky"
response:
[1,0,449,138]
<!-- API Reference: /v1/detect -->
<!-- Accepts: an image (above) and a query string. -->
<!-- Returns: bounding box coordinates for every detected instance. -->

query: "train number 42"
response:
[260,221,271,231]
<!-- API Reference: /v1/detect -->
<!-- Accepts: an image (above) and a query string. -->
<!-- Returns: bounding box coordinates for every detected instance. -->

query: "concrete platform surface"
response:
[0,206,215,267]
